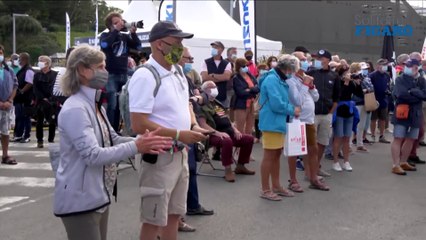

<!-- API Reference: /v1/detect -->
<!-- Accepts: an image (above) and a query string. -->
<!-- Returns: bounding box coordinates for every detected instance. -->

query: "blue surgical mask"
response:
[285,73,292,79]
[403,66,413,76]
[241,66,249,73]
[183,63,192,74]
[211,48,218,57]
[259,69,268,76]
[300,60,310,72]
[362,69,369,76]
[314,60,322,69]
[381,65,388,72]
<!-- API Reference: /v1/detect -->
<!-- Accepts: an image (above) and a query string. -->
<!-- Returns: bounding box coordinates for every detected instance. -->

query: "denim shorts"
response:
[393,124,419,139]
[333,116,353,137]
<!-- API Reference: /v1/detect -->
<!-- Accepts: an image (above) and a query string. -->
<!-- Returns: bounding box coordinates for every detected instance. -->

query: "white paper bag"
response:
[284,119,308,157]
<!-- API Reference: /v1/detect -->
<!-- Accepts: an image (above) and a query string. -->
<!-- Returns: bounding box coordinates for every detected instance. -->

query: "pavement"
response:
[1,131,426,240]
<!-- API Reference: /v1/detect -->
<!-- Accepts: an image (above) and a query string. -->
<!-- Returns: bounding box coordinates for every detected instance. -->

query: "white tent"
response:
[122,0,283,71]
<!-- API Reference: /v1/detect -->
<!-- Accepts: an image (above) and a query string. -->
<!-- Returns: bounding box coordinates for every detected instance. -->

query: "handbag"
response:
[395,104,410,120]
[284,119,308,157]
[364,92,379,111]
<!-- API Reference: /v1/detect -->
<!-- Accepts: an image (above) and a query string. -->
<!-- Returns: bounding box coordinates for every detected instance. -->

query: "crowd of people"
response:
[1,11,426,240]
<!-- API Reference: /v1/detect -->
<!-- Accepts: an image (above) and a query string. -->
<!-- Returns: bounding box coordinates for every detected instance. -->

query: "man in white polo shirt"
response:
[128,21,206,240]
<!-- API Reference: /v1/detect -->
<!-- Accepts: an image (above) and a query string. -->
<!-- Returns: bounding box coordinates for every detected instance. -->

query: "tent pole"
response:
[230,0,233,18]
[173,0,177,23]
[254,0,257,63]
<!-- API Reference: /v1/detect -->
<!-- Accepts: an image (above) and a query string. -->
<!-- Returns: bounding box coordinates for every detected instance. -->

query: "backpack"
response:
[119,63,184,136]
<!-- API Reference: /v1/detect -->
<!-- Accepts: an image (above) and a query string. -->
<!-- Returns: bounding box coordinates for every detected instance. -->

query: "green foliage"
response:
[0,0,123,60]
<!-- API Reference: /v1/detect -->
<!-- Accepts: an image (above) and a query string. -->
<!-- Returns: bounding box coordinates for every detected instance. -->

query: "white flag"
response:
[160,0,175,22]
[65,12,71,52]
[421,36,426,60]
[239,0,256,60]
[94,2,99,47]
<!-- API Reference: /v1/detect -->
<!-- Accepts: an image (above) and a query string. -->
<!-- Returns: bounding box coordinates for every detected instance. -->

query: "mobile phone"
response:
[142,154,158,164]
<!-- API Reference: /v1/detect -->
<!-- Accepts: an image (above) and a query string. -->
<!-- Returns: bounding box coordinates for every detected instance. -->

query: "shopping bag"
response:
[364,92,379,111]
[284,119,308,157]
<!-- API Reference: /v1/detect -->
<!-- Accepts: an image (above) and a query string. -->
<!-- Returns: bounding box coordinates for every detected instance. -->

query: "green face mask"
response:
[162,41,183,65]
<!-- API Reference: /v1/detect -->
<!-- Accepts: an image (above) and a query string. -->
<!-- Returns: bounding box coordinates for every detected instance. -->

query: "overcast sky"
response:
[105,0,425,12]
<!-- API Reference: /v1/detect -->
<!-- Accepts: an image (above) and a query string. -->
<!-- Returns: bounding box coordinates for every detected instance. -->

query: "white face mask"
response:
[37,62,46,69]
[210,88,219,98]
[13,60,19,66]
[271,61,278,68]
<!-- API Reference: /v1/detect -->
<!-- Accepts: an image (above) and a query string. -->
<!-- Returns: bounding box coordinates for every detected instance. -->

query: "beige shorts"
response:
[262,131,285,150]
[314,114,332,146]
[139,150,189,227]
[0,110,11,135]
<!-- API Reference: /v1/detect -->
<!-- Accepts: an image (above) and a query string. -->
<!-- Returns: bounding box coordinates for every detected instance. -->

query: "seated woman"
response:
[198,81,255,182]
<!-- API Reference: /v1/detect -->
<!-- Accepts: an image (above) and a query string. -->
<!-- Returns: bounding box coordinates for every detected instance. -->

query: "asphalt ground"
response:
[1,131,426,240]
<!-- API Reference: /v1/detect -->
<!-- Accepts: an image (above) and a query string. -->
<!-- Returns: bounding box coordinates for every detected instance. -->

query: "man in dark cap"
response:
[200,41,232,107]
[294,46,310,54]
[307,49,341,177]
[128,21,207,240]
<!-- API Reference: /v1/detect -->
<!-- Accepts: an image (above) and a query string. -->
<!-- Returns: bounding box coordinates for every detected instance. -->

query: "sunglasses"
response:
[182,56,194,61]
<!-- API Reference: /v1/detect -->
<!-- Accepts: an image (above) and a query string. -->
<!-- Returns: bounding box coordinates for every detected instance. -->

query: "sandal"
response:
[309,181,330,191]
[1,156,17,165]
[272,186,295,197]
[260,190,282,201]
[288,180,304,193]
[178,222,196,232]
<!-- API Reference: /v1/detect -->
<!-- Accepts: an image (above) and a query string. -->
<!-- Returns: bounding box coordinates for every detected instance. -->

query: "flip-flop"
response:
[273,187,295,197]
[288,181,304,193]
[1,156,17,165]
[260,190,282,201]
[309,181,330,191]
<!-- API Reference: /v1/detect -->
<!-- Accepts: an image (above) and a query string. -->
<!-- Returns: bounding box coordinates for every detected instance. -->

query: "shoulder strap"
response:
[133,63,162,97]
[173,64,184,78]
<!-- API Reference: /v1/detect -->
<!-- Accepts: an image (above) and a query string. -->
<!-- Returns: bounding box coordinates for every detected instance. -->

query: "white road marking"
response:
[0,177,55,188]
[7,150,49,158]
[0,196,30,208]
[0,162,52,171]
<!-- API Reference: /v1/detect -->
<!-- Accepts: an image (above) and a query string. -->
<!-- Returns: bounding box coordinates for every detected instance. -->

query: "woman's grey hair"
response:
[396,53,409,65]
[201,80,216,91]
[61,44,105,96]
[38,55,52,67]
[409,52,422,61]
[277,54,300,73]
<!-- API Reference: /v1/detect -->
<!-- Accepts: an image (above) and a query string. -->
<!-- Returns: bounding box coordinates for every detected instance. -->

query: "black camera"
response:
[122,20,144,31]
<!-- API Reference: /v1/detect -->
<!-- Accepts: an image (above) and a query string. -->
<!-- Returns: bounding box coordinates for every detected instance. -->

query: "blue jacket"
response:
[232,72,258,109]
[258,69,295,133]
[391,73,426,128]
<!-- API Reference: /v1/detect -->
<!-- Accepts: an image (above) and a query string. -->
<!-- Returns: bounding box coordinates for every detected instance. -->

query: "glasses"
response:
[182,56,194,61]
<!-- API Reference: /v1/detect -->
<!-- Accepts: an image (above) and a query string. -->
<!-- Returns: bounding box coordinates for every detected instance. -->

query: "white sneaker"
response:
[332,162,342,172]
[342,162,353,172]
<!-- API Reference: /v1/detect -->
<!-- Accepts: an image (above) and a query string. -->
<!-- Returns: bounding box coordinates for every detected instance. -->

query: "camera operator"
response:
[100,12,141,131]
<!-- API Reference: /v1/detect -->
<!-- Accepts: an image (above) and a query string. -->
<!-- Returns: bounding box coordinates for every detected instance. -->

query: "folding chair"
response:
[196,140,224,178]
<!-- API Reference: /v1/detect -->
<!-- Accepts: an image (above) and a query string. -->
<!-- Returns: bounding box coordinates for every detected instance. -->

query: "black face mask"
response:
[246,56,253,61]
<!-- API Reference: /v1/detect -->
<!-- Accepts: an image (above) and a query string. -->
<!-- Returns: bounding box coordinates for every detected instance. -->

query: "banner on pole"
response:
[421,37,426,60]
[239,0,256,60]
[95,2,99,47]
[65,12,71,52]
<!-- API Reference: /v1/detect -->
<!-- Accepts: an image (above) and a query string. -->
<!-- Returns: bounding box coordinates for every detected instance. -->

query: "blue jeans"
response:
[187,144,200,210]
[106,73,128,131]
[14,103,31,139]
[333,116,354,137]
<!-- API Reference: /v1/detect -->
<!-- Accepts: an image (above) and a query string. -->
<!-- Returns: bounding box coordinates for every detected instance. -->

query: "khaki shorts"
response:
[314,114,332,146]
[139,150,189,227]
[306,124,317,147]
[0,110,11,135]
[262,131,285,150]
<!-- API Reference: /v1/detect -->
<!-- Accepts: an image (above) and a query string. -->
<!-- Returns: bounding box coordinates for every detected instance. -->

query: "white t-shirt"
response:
[24,69,34,84]
[128,57,190,130]
[200,60,232,74]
